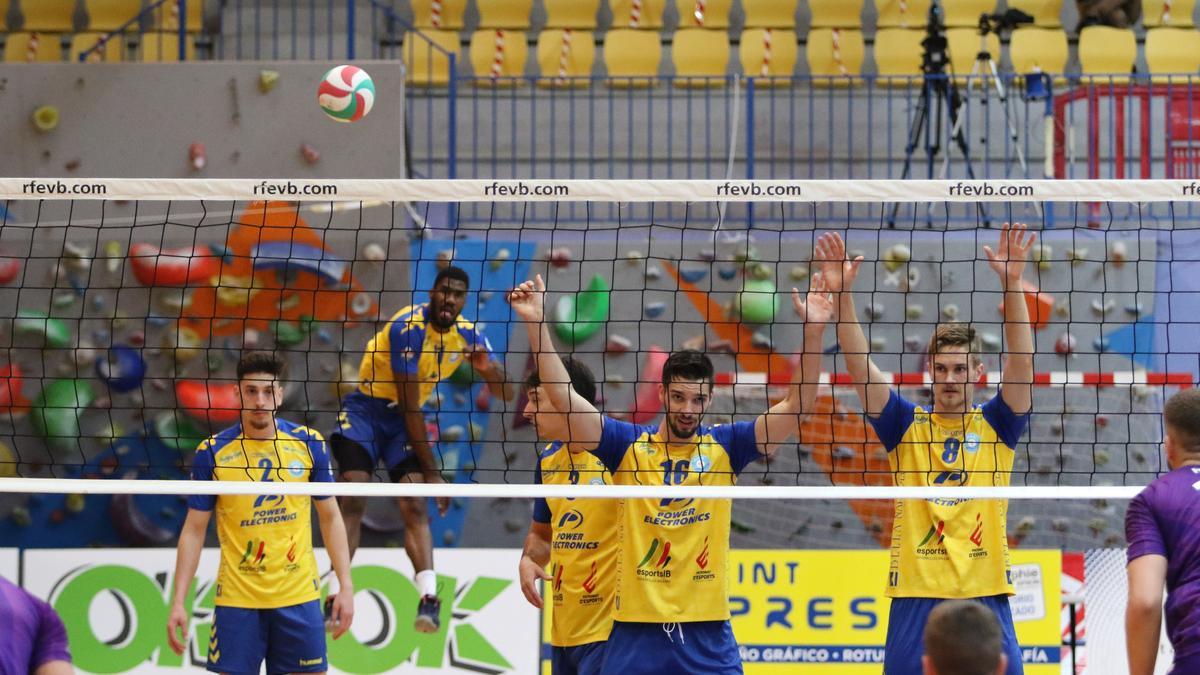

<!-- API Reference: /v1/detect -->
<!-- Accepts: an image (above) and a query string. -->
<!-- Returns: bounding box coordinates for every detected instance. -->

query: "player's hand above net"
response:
[508,274,546,323]
[983,222,1036,289]
[813,231,864,294]
[793,272,836,325]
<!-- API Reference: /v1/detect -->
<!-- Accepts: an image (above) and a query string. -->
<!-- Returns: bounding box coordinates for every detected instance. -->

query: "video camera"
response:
[977,8,1035,35]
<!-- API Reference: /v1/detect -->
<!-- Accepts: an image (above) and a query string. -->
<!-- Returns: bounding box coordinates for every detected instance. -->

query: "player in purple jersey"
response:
[1125,388,1200,675]
[0,575,73,674]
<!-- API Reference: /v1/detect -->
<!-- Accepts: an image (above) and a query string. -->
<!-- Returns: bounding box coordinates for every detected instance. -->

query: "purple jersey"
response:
[0,575,71,673]
[1126,465,1200,660]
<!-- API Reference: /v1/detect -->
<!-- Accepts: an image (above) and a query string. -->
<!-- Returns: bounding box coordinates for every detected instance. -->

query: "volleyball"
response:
[317,65,375,123]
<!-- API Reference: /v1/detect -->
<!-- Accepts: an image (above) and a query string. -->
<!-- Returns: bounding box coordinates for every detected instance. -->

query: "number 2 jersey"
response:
[188,419,335,609]
[868,390,1029,599]
[591,418,760,623]
[533,441,618,647]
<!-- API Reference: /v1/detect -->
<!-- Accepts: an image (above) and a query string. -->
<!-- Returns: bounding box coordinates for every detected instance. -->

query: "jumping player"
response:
[167,352,355,675]
[332,266,512,632]
[815,225,1034,675]
[509,272,833,673]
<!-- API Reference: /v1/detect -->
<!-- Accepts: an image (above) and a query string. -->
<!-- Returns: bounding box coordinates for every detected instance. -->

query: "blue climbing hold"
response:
[95,346,147,393]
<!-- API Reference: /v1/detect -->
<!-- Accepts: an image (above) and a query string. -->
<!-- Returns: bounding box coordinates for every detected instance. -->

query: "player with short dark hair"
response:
[509,272,833,673]
[331,266,512,633]
[1125,388,1200,675]
[923,600,1007,675]
[167,351,355,675]
[517,357,614,675]
[816,225,1035,675]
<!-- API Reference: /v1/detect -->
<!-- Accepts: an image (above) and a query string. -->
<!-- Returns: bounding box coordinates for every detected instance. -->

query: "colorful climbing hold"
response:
[32,105,59,132]
[258,69,280,93]
[95,346,147,393]
[15,310,71,349]
[736,279,778,324]
[154,412,208,452]
[679,267,708,283]
[490,248,512,271]
[606,335,632,354]
[129,243,219,287]
[882,244,911,272]
[644,302,667,319]
[1090,298,1114,316]
[549,247,572,268]
[1054,333,1077,355]
[941,304,959,320]
[1109,241,1127,266]
[362,243,386,262]
[906,305,923,320]
[176,380,241,424]
[718,266,738,281]
[0,257,20,285]
[300,143,321,165]
[630,346,668,423]
[788,265,809,282]
[31,379,96,449]
[645,266,662,281]
[553,274,610,345]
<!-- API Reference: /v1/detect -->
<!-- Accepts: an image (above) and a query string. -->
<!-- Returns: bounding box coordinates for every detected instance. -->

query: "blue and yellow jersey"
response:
[534,441,618,647]
[187,419,335,609]
[356,303,492,406]
[591,418,760,623]
[868,390,1029,599]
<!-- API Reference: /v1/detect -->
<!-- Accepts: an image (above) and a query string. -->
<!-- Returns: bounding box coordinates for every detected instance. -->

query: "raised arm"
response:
[814,232,891,417]
[984,222,1035,415]
[754,273,834,454]
[508,274,603,450]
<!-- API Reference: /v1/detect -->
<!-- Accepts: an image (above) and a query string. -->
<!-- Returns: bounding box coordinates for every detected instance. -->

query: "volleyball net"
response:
[0,178,1196,555]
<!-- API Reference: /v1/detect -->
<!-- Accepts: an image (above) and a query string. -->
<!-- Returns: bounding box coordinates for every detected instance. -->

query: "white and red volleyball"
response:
[317,65,375,123]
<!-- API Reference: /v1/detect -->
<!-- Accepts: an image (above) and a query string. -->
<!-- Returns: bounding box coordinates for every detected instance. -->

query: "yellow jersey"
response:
[591,418,760,623]
[188,419,334,609]
[868,390,1029,599]
[534,442,618,647]
[356,303,492,405]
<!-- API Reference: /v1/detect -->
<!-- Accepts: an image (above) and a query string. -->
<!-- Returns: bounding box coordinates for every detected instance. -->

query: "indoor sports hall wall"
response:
[0,196,1193,556]
[0,62,404,178]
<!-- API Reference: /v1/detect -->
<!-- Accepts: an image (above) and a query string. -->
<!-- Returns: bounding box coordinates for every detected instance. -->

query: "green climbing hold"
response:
[154,412,208,452]
[447,360,477,386]
[554,274,611,345]
[736,279,778,324]
[31,379,96,450]
[16,310,72,349]
[272,317,313,347]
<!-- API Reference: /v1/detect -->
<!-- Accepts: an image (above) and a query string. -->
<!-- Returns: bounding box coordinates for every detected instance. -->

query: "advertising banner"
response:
[21,548,537,674]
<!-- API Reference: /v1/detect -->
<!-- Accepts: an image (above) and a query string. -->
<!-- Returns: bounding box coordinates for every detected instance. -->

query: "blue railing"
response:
[76,0,190,62]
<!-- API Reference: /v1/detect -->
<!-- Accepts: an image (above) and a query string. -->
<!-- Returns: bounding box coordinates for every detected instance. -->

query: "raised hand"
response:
[792,272,836,325]
[983,222,1037,289]
[507,274,547,323]
[812,232,864,293]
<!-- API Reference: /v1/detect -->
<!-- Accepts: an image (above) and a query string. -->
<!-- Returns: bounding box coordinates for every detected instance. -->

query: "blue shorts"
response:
[553,641,606,675]
[599,620,742,675]
[884,595,1023,675]
[208,600,326,675]
[332,390,413,472]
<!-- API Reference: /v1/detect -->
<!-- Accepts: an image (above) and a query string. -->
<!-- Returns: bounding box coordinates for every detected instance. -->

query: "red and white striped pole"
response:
[629,0,643,28]
[831,28,849,76]
[430,0,443,28]
[25,32,39,63]
[1161,0,1172,24]
[556,29,573,84]
[490,29,505,80]
[759,28,772,77]
[693,0,707,26]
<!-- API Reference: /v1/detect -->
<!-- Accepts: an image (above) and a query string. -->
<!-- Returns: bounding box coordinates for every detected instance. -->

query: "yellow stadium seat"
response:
[610,0,666,28]
[742,0,797,27]
[1145,27,1200,80]
[1078,25,1136,83]
[138,32,195,61]
[18,1,77,31]
[536,28,595,86]
[1143,0,1197,26]
[405,29,461,86]
[945,27,999,81]
[477,0,532,28]
[469,28,528,85]
[604,28,661,86]
[411,0,467,29]
[4,31,63,61]
[671,28,728,86]
[86,0,144,32]
[875,0,931,28]
[675,0,732,28]
[806,27,864,84]
[873,27,923,84]
[1008,26,1068,81]
[544,0,600,28]
[808,0,863,27]
[71,31,124,61]
[0,1,8,29]
[739,27,797,84]
[941,0,996,26]
[1006,0,1063,27]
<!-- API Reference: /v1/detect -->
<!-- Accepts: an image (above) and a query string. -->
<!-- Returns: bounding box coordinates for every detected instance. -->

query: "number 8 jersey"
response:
[188,419,335,609]
[868,390,1029,599]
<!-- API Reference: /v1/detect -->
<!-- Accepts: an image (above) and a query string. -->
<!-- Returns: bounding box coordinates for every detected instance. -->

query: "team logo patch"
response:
[690,453,712,474]
[964,433,981,453]
[288,460,306,477]
[589,477,605,486]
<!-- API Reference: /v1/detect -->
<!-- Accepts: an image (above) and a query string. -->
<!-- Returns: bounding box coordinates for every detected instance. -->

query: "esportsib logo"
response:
[581,561,599,594]
[637,539,672,569]
[918,521,946,548]
[557,509,585,530]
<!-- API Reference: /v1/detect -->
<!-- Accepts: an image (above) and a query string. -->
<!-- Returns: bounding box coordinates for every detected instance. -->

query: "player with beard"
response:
[331,266,512,633]
[508,272,833,674]
[814,226,1034,675]
[168,352,355,675]
[516,357,614,675]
